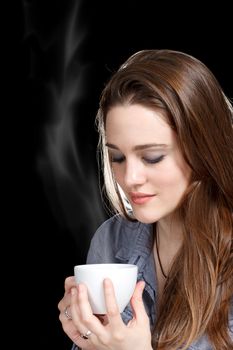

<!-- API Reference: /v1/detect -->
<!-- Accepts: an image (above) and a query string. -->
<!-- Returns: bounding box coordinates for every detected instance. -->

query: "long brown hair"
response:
[96,50,233,349]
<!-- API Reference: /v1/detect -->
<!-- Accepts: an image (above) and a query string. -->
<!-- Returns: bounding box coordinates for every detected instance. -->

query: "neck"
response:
[155,216,183,264]
[156,216,183,246]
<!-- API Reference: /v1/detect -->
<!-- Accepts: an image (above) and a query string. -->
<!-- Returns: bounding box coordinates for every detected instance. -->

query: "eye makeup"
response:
[108,151,165,165]
[142,155,165,164]
[108,151,125,163]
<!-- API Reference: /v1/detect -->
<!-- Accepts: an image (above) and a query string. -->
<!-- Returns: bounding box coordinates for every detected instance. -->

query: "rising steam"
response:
[26,0,105,248]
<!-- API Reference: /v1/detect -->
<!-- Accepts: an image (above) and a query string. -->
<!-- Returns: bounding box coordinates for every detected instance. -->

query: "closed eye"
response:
[109,155,125,163]
[143,155,165,164]
[109,155,165,164]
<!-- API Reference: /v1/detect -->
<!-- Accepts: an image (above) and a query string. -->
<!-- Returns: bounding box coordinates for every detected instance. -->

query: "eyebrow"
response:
[105,143,168,151]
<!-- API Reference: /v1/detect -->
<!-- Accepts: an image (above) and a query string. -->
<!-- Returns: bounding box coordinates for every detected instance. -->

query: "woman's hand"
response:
[70,279,153,350]
[58,276,97,350]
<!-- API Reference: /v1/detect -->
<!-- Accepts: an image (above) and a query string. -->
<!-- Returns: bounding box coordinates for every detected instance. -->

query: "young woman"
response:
[58,49,233,350]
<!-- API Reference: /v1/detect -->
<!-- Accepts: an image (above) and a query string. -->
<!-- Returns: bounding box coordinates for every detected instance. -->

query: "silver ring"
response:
[64,306,72,320]
[80,330,92,340]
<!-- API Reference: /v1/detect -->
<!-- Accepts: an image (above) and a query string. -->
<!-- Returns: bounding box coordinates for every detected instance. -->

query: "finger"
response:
[64,276,76,294]
[130,281,148,323]
[58,277,75,312]
[103,278,124,329]
[60,315,80,340]
[58,299,88,347]
[59,306,72,323]
[71,284,107,339]
[68,287,85,331]
[58,298,67,313]
[61,317,94,349]
[57,292,73,313]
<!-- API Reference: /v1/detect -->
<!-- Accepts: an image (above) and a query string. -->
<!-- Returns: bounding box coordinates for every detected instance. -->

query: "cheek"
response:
[151,173,178,189]
[151,166,189,191]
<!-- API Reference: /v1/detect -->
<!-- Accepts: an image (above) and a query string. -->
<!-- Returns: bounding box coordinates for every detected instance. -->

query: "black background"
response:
[11,1,232,349]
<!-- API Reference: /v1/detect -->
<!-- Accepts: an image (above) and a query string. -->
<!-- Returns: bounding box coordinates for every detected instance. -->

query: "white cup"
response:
[74,263,138,314]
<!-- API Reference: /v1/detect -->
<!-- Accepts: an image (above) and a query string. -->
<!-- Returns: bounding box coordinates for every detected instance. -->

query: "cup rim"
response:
[74,263,137,271]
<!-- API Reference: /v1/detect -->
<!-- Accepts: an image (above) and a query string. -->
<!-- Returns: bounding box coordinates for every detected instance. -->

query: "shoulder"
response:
[95,214,142,238]
[86,214,147,263]
[90,214,143,249]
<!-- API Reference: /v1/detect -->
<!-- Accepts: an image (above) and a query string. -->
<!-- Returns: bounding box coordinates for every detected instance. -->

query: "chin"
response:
[133,211,159,224]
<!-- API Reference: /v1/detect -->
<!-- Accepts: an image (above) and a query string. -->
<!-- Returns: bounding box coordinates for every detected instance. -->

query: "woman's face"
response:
[105,104,191,224]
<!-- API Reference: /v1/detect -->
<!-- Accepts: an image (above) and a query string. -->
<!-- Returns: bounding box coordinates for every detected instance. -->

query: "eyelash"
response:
[110,155,165,164]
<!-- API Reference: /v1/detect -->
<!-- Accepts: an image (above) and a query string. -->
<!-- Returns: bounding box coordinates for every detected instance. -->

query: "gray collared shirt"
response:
[71,214,233,350]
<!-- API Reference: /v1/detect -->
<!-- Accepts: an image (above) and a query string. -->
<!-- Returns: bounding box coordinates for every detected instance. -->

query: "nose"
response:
[124,159,146,188]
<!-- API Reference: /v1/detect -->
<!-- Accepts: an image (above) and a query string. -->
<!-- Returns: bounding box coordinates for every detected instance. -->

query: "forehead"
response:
[105,104,175,145]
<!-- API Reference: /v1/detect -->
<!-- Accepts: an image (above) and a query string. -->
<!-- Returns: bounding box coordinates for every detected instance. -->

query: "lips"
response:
[129,192,155,205]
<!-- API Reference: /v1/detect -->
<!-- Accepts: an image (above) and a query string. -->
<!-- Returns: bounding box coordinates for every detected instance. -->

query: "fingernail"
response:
[71,287,77,296]
[104,278,111,287]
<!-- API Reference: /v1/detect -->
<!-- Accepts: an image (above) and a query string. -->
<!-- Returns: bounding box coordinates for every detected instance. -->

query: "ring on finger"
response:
[80,330,92,340]
[64,306,72,320]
